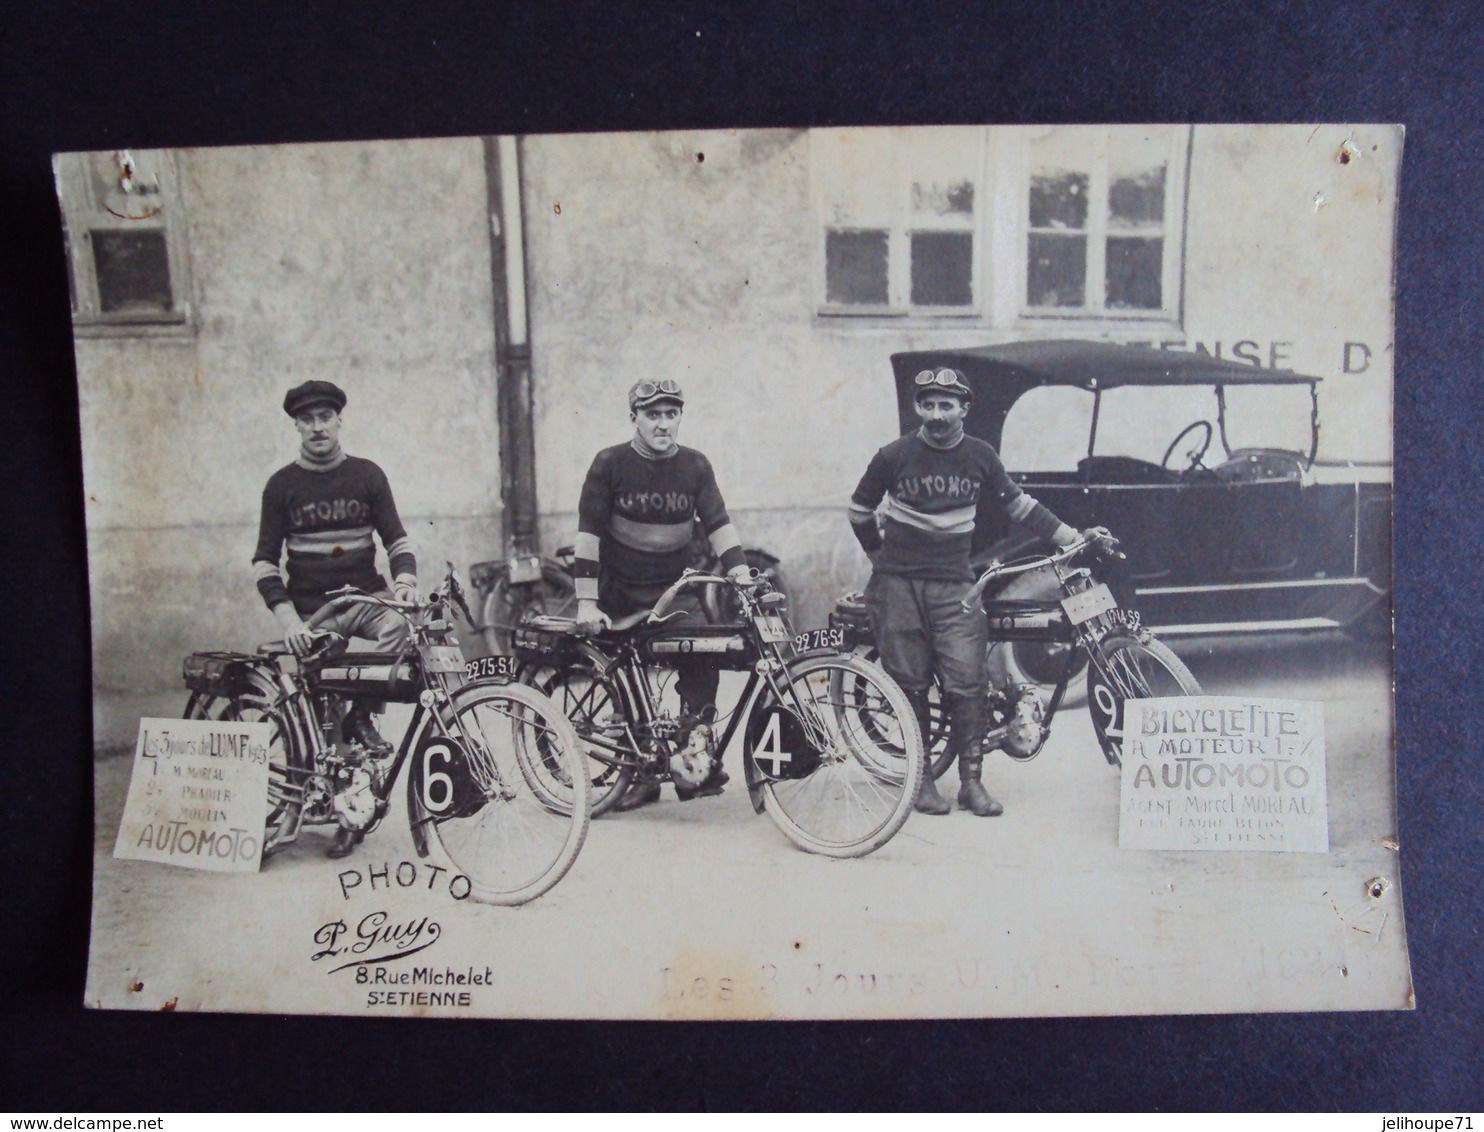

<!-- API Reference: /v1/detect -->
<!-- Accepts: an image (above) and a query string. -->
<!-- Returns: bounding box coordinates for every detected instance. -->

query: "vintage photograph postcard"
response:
[66,124,1408,1019]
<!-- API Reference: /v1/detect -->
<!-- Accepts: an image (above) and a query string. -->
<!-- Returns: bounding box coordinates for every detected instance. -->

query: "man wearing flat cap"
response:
[252,380,418,856]
[850,367,1104,818]
[571,378,754,812]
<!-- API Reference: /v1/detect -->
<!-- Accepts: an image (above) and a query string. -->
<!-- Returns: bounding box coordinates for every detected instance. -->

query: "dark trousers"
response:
[600,573,719,718]
[864,573,987,696]
[310,589,410,722]
[864,572,988,757]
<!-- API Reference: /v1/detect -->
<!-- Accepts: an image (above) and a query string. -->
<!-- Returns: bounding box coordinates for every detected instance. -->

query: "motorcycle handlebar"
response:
[960,533,1120,611]
[302,589,425,631]
[647,568,762,622]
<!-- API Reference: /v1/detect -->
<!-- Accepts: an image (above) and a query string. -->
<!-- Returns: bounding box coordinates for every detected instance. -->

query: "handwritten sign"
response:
[114,717,273,872]
[1118,697,1328,853]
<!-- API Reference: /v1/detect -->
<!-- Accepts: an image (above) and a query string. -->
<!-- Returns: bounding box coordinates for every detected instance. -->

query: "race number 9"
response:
[421,739,457,813]
[1091,682,1120,737]
[1087,676,1123,763]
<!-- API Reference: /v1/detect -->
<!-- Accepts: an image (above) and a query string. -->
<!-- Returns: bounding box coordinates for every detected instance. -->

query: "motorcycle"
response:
[513,568,925,858]
[181,565,591,905]
[831,533,1202,775]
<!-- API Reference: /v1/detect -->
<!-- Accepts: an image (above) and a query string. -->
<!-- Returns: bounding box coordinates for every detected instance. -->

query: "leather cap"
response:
[283,380,347,417]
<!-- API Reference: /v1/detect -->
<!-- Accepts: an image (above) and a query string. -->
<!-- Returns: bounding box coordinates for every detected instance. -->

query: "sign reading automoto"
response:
[114,716,272,872]
[1118,697,1328,853]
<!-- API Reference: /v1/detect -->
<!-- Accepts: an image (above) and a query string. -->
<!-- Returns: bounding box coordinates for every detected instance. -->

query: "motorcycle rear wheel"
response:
[521,647,636,817]
[478,562,577,655]
[184,668,307,858]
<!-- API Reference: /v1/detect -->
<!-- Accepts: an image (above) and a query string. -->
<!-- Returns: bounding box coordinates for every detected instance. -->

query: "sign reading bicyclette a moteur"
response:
[114,717,272,873]
[1118,697,1328,853]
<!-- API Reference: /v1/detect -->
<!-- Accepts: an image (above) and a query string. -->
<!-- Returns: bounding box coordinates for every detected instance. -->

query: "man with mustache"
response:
[849,367,1104,817]
[251,380,419,856]
[571,378,754,812]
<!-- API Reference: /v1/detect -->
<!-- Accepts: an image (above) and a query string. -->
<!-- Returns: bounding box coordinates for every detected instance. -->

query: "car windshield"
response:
[998,383,1318,471]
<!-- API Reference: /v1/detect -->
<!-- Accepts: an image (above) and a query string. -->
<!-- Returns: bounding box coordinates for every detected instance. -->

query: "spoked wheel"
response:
[478,565,577,655]
[184,669,305,858]
[408,681,590,906]
[849,645,949,773]
[748,655,923,859]
[1086,632,1202,767]
[522,648,634,817]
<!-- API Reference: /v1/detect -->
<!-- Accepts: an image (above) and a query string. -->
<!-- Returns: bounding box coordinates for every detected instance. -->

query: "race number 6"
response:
[421,739,456,813]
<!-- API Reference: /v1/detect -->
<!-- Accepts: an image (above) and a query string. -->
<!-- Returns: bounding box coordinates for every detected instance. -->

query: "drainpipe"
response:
[483,134,540,557]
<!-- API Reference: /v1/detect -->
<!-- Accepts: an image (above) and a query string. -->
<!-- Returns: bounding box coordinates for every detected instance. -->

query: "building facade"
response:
[62,125,1399,744]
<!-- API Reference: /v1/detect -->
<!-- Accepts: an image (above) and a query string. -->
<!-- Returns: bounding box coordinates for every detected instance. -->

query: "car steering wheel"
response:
[1161,420,1214,473]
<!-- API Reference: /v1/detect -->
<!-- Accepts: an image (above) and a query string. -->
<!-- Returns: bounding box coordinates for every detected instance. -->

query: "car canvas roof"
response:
[890,339,1321,448]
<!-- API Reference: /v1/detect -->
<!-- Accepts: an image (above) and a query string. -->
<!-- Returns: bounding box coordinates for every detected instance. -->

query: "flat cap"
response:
[283,380,347,417]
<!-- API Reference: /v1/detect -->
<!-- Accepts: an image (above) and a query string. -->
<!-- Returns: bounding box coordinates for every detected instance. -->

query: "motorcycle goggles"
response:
[629,378,686,411]
[913,368,972,401]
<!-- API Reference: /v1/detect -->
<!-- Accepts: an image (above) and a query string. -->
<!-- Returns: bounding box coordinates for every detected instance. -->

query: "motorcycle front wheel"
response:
[1086,632,1202,767]
[749,655,923,859]
[408,680,590,906]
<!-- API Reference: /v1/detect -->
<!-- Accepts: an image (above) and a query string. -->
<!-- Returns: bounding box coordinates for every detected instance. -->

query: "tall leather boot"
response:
[957,754,1004,817]
[343,701,393,761]
[947,693,1002,817]
[908,690,950,816]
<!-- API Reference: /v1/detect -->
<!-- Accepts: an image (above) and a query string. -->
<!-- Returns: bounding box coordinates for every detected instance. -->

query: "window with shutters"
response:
[54,149,193,336]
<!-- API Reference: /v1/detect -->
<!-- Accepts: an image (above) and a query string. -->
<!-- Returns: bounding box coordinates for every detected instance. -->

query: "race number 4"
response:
[754,712,793,776]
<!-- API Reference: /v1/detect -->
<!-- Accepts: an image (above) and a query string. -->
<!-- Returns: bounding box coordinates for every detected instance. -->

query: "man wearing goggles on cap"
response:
[850,367,1107,818]
[252,380,419,857]
[572,378,754,811]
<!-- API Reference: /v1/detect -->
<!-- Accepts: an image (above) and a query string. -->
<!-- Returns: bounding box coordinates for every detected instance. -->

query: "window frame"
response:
[1017,125,1191,325]
[813,129,988,321]
[54,149,195,338]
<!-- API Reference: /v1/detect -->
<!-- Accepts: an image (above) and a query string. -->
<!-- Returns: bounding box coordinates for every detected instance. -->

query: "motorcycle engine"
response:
[996,685,1049,761]
[331,765,381,832]
[668,725,717,788]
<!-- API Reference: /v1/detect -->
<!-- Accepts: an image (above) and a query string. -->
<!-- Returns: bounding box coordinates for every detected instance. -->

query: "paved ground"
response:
[85,631,1410,1020]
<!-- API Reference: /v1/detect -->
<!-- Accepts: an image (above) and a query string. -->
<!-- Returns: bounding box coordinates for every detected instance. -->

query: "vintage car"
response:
[888,340,1392,660]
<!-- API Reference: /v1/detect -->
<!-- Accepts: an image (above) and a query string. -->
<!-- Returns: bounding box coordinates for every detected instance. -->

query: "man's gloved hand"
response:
[1078,526,1117,556]
[273,603,318,657]
[727,563,759,588]
[575,599,611,635]
[392,575,420,606]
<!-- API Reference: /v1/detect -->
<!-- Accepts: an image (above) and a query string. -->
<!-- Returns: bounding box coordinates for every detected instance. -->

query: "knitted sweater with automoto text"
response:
[574,442,745,589]
[849,430,1065,581]
[252,455,416,616]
